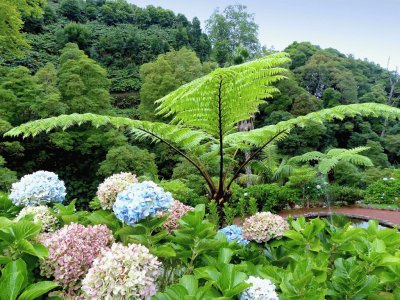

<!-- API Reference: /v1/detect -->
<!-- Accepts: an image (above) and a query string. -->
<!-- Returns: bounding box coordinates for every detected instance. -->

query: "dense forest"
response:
[1,0,399,208]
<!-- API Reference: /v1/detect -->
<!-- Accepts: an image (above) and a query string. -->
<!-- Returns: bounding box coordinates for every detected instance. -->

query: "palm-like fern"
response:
[5,53,400,205]
[288,146,373,176]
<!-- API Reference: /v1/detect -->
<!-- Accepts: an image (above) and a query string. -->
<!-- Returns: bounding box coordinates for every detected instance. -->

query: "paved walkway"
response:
[279,207,400,228]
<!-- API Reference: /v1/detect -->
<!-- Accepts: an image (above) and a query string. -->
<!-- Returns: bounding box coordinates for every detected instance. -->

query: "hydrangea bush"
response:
[113,181,174,225]
[242,212,289,243]
[39,223,114,295]
[82,243,161,300]
[240,276,279,300]
[96,172,138,210]
[15,205,59,232]
[219,225,249,245]
[163,200,193,232]
[9,171,66,206]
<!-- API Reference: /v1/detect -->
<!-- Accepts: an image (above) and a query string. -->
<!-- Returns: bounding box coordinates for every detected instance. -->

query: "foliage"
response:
[9,171,66,207]
[206,4,260,65]
[0,0,45,58]
[262,217,400,298]
[113,181,174,225]
[364,178,400,205]
[159,179,207,207]
[97,145,158,178]
[139,47,210,120]
[328,184,365,205]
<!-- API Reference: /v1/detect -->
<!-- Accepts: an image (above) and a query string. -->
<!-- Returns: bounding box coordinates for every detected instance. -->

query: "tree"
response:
[98,145,158,178]
[6,53,400,209]
[206,4,260,65]
[57,43,111,113]
[288,146,373,183]
[0,0,45,58]
[56,22,92,50]
[138,48,207,120]
[58,0,85,22]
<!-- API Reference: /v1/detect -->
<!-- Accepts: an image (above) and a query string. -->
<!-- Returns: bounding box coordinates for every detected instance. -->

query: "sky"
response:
[133,0,400,70]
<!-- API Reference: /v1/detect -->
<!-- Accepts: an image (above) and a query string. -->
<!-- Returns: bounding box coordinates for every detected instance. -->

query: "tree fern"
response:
[5,53,400,205]
[289,146,373,176]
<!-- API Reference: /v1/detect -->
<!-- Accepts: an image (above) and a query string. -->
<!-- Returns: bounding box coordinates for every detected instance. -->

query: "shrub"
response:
[113,181,174,225]
[328,184,365,205]
[237,184,300,213]
[96,172,138,210]
[242,212,289,243]
[364,178,400,205]
[159,179,207,207]
[9,171,66,206]
[82,243,161,300]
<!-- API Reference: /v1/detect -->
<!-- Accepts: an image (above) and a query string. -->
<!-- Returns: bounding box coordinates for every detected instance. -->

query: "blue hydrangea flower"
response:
[9,171,66,206]
[113,181,174,225]
[219,225,249,246]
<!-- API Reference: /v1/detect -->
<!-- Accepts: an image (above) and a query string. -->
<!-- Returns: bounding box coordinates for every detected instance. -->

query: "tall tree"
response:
[57,43,111,113]
[0,0,45,58]
[206,4,260,66]
[138,48,212,120]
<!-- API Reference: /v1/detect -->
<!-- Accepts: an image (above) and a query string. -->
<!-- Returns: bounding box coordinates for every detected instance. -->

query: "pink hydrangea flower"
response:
[163,200,193,232]
[242,212,289,243]
[96,172,138,210]
[82,243,161,300]
[39,223,114,296]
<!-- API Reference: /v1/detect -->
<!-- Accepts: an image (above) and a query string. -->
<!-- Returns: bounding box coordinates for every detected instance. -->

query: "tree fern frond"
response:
[339,154,373,167]
[156,53,290,138]
[288,151,325,164]
[5,113,211,151]
[318,158,339,174]
[225,103,400,149]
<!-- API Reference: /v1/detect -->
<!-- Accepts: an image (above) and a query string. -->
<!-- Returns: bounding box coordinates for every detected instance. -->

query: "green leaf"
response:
[0,259,28,300]
[10,220,41,241]
[179,275,198,295]
[87,210,120,232]
[17,240,48,259]
[18,281,59,300]
[151,245,176,258]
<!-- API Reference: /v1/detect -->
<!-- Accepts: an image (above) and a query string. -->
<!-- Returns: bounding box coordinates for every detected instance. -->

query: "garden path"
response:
[279,207,400,228]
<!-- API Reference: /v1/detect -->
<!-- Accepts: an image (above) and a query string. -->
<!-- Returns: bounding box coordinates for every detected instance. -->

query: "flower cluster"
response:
[96,172,138,210]
[163,200,193,232]
[9,171,66,206]
[242,212,289,243]
[240,276,279,300]
[113,181,174,225]
[82,243,161,300]
[219,225,249,246]
[15,205,59,232]
[39,223,114,294]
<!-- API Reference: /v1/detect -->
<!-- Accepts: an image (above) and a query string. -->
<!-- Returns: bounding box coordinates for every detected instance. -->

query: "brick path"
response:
[279,207,400,228]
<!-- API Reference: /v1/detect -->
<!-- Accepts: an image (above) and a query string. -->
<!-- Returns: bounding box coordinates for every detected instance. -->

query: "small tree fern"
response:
[5,53,400,206]
[288,146,373,182]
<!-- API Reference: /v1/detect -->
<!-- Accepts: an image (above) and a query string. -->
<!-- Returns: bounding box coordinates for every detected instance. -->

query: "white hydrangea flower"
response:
[240,276,279,300]
[15,205,59,232]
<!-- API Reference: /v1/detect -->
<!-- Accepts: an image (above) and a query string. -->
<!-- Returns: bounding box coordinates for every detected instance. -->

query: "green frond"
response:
[326,146,369,157]
[5,113,211,151]
[288,151,325,164]
[225,103,400,149]
[156,52,290,138]
[339,154,373,167]
[318,158,339,174]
